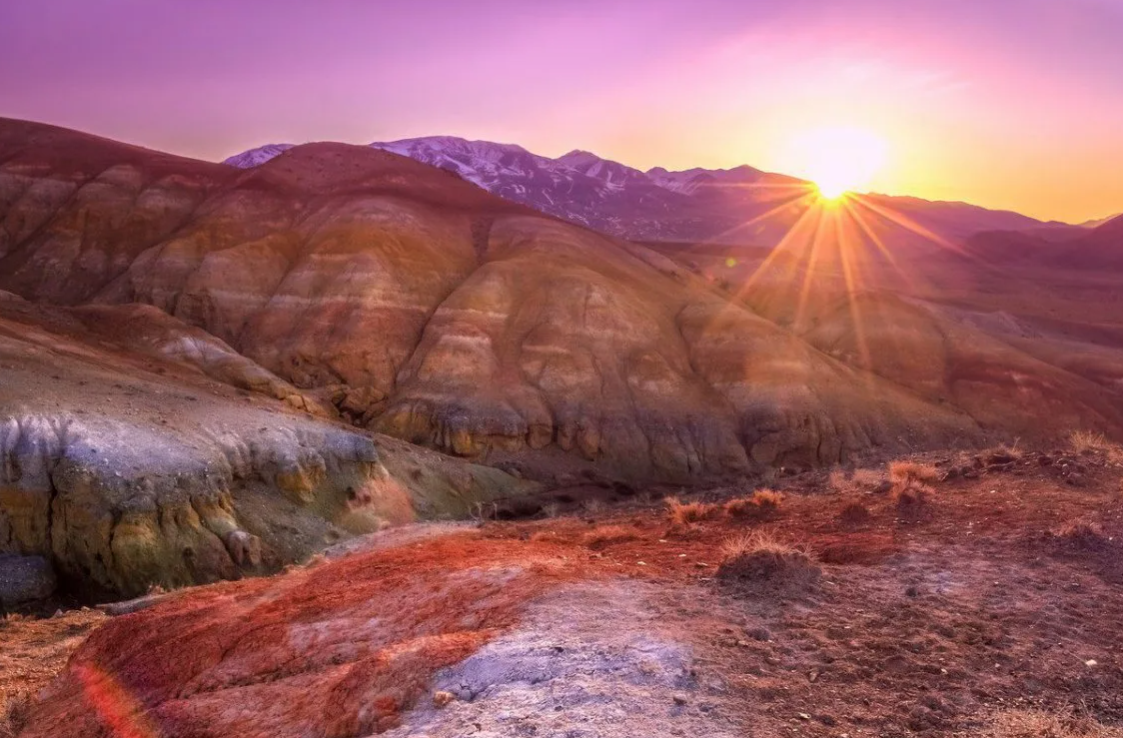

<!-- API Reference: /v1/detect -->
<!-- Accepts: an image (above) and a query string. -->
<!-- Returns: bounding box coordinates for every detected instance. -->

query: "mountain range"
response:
[225,136,1060,246]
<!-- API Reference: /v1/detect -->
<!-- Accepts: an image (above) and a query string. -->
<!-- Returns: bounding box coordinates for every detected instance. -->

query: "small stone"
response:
[432,690,455,708]
[798,712,811,720]
[673,694,689,705]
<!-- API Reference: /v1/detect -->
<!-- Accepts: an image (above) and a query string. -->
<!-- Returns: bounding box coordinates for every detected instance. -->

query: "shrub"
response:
[581,524,642,550]
[724,489,785,521]
[717,531,821,587]
[888,461,939,488]
[828,469,851,494]
[665,497,720,526]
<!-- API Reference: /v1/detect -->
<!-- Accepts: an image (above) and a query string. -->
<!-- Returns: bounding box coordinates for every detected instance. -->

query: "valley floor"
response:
[4,446,1123,737]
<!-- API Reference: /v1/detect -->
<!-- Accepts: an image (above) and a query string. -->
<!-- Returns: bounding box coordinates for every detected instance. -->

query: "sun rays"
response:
[694,174,988,384]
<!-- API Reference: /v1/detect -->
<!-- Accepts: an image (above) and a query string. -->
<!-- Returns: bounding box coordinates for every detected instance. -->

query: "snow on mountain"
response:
[223,143,295,168]
[223,136,1048,244]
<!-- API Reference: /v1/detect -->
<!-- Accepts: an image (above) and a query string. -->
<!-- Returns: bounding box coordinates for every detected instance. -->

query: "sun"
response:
[786,126,888,201]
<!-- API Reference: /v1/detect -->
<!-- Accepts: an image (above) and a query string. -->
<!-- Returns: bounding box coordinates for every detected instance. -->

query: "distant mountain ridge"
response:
[226,136,812,242]
[225,135,1057,246]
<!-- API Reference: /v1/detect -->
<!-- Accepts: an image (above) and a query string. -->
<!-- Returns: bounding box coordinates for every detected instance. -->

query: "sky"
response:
[2,0,1122,223]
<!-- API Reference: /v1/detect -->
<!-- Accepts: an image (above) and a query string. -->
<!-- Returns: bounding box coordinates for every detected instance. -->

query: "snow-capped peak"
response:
[223,143,295,168]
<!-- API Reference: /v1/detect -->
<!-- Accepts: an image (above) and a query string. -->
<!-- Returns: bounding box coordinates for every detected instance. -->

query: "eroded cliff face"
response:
[0,298,536,599]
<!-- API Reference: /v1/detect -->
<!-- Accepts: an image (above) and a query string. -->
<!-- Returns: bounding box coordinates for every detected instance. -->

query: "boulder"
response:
[0,554,56,607]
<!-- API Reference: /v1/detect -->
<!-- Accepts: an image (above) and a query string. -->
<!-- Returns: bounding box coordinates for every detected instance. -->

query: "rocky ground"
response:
[4,441,1122,737]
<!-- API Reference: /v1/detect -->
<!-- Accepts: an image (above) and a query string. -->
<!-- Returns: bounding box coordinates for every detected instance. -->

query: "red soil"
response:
[14,448,1123,737]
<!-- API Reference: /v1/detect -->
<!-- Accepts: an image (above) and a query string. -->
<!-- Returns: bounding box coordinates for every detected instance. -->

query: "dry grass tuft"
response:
[888,460,940,487]
[0,689,30,738]
[581,524,642,550]
[990,441,1024,461]
[717,531,821,586]
[666,497,720,526]
[829,468,885,495]
[724,489,784,521]
[852,468,885,488]
[1070,430,1123,464]
[987,708,1123,737]
[889,461,939,520]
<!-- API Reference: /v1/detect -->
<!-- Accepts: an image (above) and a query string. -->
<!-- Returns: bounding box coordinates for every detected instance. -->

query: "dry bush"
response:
[988,708,1123,738]
[724,489,784,521]
[828,469,851,494]
[717,531,821,586]
[665,497,720,526]
[0,689,31,738]
[581,524,642,550]
[888,460,939,488]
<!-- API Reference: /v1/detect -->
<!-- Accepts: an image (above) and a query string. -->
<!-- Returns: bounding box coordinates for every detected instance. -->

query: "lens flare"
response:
[786,127,888,200]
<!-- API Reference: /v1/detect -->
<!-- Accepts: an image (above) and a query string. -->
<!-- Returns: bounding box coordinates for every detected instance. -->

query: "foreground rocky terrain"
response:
[4,443,1122,737]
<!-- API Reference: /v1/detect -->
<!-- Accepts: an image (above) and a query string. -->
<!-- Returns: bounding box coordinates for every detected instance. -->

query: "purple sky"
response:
[2,0,1122,222]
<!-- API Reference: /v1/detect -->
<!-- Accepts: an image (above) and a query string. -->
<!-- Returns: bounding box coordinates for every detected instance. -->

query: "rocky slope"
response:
[226,135,1057,246]
[0,292,536,600]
